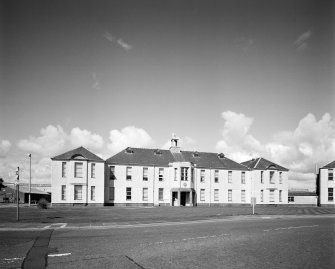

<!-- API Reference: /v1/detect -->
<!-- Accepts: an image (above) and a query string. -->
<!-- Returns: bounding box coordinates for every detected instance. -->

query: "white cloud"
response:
[117,39,132,51]
[294,30,312,51]
[107,126,154,154]
[0,140,11,158]
[70,127,104,151]
[17,125,67,157]
[104,32,133,51]
[91,73,101,90]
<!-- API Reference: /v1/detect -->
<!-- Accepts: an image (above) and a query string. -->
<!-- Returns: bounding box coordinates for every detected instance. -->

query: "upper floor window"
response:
[329,169,333,181]
[62,162,67,178]
[174,168,178,181]
[181,167,188,181]
[200,170,205,183]
[191,168,194,182]
[228,171,232,183]
[143,167,148,181]
[91,163,95,178]
[126,167,132,181]
[269,171,275,184]
[260,171,263,184]
[159,168,164,181]
[74,162,83,178]
[279,172,282,184]
[241,172,246,184]
[110,166,116,180]
[214,170,219,183]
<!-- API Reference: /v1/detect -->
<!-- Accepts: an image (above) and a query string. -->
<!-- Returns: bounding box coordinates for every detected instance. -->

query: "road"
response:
[1,215,334,268]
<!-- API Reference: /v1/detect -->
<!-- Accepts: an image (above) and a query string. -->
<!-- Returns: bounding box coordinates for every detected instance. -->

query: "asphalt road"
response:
[2,215,333,269]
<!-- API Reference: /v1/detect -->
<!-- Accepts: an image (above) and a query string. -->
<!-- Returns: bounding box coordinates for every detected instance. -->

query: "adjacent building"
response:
[317,161,335,207]
[51,136,289,206]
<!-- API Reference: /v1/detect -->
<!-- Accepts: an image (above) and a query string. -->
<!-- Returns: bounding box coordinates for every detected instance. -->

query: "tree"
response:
[0,178,6,191]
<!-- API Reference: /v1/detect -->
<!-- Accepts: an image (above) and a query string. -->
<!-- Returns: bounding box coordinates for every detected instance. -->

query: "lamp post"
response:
[29,154,31,207]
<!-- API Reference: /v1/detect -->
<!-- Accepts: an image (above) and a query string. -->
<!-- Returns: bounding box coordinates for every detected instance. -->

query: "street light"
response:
[29,153,31,207]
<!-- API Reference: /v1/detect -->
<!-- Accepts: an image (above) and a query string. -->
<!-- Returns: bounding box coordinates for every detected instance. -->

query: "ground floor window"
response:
[61,185,66,200]
[159,188,164,201]
[269,190,275,202]
[328,188,334,201]
[143,188,148,201]
[91,186,95,201]
[109,187,115,200]
[279,190,282,202]
[288,196,294,202]
[260,190,264,202]
[200,189,205,201]
[241,190,246,203]
[126,187,132,200]
[228,189,232,202]
[214,189,219,201]
[74,185,82,200]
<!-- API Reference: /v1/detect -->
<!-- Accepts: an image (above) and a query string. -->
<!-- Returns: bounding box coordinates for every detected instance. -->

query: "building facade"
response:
[318,161,335,207]
[51,136,289,206]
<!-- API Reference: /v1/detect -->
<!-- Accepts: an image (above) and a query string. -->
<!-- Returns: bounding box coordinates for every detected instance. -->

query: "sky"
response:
[1,0,334,190]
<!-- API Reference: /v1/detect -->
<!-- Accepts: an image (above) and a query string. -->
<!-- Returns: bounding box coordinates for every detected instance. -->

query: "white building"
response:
[318,161,335,207]
[241,158,289,205]
[51,136,289,206]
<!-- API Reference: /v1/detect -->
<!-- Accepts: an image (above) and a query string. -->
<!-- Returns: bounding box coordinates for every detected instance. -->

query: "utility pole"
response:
[29,154,31,207]
[16,167,20,221]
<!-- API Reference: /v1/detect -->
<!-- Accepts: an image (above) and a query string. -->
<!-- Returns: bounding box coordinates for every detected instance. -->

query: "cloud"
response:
[294,30,312,51]
[91,73,101,90]
[70,127,104,151]
[0,140,11,158]
[17,125,67,157]
[104,32,133,51]
[107,126,154,154]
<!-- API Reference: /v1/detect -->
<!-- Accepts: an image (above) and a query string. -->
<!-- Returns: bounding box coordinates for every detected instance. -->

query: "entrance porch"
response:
[171,188,195,206]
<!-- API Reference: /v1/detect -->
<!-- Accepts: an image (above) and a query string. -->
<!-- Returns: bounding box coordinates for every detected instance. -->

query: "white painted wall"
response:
[319,168,335,206]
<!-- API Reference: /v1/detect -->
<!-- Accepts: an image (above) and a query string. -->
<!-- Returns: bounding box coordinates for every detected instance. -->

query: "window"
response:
[328,188,334,201]
[288,196,294,202]
[143,188,148,201]
[214,189,219,201]
[91,163,95,178]
[74,185,82,200]
[241,190,246,203]
[159,188,164,201]
[191,168,194,182]
[269,190,275,202]
[62,162,67,178]
[174,168,178,181]
[143,167,148,181]
[200,189,205,201]
[241,172,246,184]
[159,168,164,181]
[126,187,132,200]
[110,166,115,180]
[260,190,264,202]
[91,186,95,201]
[109,187,115,200]
[74,162,83,178]
[181,167,188,181]
[279,190,282,202]
[214,170,219,183]
[61,185,66,200]
[126,167,132,181]
[200,170,205,183]
[228,171,232,183]
[328,169,333,181]
[279,172,282,184]
[270,171,275,184]
[260,171,263,184]
[228,189,232,202]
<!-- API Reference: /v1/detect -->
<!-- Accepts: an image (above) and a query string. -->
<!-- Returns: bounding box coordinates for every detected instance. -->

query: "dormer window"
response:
[193,152,200,158]
[217,153,225,159]
[125,147,134,154]
[154,149,162,156]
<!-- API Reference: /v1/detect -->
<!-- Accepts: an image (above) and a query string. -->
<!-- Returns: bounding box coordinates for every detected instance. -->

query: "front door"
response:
[180,192,186,206]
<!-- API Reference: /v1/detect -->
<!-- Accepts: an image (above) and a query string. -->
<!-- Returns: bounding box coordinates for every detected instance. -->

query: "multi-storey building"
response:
[317,161,335,207]
[51,136,289,206]
[241,158,289,205]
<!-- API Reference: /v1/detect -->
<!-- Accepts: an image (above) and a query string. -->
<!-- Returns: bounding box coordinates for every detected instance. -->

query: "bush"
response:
[37,198,48,209]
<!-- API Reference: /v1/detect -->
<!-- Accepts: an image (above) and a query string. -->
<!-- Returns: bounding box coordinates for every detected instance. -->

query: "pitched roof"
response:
[106,148,248,170]
[241,157,289,171]
[51,146,104,162]
[288,191,317,196]
[321,160,335,169]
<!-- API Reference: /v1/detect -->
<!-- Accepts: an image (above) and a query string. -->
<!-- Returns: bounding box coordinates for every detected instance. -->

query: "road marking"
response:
[43,223,67,229]
[2,257,24,261]
[48,253,71,257]
[264,225,318,232]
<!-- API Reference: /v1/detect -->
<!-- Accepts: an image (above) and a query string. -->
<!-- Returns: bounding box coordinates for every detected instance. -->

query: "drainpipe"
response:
[86,160,89,206]
[153,165,155,206]
[209,168,212,207]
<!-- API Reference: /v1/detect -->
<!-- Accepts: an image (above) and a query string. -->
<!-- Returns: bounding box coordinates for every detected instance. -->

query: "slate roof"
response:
[241,157,289,171]
[106,148,248,170]
[51,146,104,162]
[321,160,335,169]
[288,191,317,196]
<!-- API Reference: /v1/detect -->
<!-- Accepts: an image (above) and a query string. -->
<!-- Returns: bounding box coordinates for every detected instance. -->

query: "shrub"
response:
[37,198,48,209]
